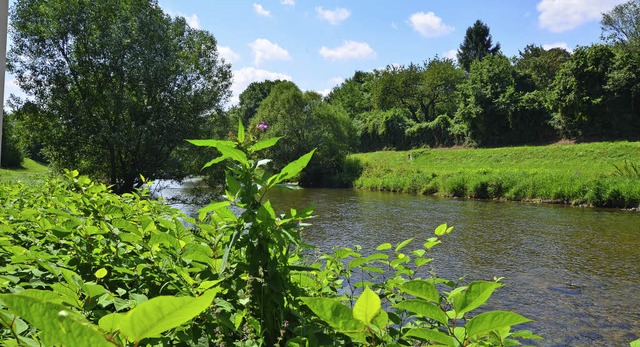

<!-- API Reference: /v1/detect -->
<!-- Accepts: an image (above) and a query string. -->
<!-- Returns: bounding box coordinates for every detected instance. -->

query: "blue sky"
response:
[4,0,628,106]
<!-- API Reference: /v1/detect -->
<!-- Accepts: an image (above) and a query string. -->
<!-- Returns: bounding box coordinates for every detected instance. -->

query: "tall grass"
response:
[350,141,640,208]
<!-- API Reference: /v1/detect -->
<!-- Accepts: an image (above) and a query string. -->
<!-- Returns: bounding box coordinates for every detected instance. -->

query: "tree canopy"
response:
[601,0,640,45]
[8,0,231,192]
[457,20,501,72]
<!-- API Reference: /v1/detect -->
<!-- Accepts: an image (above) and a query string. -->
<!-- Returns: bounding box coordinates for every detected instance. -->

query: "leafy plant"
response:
[0,120,546,346]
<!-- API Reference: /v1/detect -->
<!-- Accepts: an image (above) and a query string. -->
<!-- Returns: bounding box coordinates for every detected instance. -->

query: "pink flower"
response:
[257,121,268,130]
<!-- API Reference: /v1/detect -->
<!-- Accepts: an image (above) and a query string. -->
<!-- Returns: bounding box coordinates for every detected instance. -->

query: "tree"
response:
[455,54,515,146]
[326,70,374,119]
[601,0,640,45]
[550,45,616,138]
[8,0,231,193]
[236,80,285,126]
[253,81,357,186]
[457,20,501,72]
[515,44,571,92]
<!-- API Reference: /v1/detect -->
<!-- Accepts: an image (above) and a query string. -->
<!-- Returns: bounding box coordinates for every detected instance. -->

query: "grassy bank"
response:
[349,141,640,208]
[0,159,49,184]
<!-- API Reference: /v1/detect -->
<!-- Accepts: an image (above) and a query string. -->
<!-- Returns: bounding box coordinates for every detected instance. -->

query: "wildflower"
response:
[257,121,268,130]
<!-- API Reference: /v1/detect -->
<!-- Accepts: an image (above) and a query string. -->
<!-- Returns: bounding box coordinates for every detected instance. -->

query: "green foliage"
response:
[550,45,617,139]
[296,227,540,346]
[252,81,357,187]
[457,19,502,72]
[455,54,515,146]
[8,0,232,193]
[1,111,24,168]
[601,0,640,45]
[352,142,640,208]
[0,121,543,346]
[326,71,374,119]
[237,80,287,126]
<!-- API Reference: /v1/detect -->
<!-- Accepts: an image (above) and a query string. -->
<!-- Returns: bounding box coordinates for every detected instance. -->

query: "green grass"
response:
[0,158,50,184]
[350,141,640,208]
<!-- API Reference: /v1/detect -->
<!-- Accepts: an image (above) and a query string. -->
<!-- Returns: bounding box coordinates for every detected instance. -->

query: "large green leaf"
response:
[300,297,365,333]
[353,287,381,325]
[404,328,457,346]
[454,280,503,316]
[187,139,237,148]
[630,338,640,347]
[101,288,220,343]
[393,300,448,325]
[0,294,112,347]
[269,150,316,185]
[465,310,532,338]
[249,137,282,152]
[237,118,245,143]
[401,280,440,303]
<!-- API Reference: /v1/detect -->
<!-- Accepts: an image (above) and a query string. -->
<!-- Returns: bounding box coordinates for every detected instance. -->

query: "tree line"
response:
[3,0,640,188]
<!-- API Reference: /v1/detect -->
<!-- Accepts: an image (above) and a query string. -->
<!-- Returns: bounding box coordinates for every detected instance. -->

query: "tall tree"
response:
[8,0,231,193]
[550,45,616,138]
[236,79,285,126]
[326,70,374,119]
[253,81,356,186]
[601,0,640,45]
[515,44,571,92]
[457,20,501,72]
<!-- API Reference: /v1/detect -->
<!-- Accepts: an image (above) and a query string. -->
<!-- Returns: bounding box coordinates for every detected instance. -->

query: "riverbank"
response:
[349,141,640,208]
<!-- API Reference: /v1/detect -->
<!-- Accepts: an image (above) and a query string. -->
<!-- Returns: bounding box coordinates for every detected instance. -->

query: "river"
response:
[157,181,640,346]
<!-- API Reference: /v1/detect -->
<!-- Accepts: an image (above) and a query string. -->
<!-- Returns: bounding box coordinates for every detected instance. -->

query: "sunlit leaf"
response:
[0,294,112,347]
[401,280,440,303]
[393,300,449,325]
[353,287,381,325]
[454,280,503,316]
[465,311,532,338]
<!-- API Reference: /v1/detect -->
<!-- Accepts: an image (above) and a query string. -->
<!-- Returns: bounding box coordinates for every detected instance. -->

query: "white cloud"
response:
[316,6,351,25]
[319,40,376,61]
[166,12,200,29]
[443,49,458,60]
[249,38,292,66]
[218,46,241,64]
[408,12,454,38]
[329,77,345,86]
[230,67,292,104]
[537,0,625,32]
[318,88,332,97]
[391,21,398,30]
[542,42,572,52]
[253,3,271,17]
[281,0,295,6]
[184,14,200,29]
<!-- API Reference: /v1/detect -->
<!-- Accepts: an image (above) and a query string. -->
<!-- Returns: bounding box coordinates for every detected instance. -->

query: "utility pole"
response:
[0,0,8,167]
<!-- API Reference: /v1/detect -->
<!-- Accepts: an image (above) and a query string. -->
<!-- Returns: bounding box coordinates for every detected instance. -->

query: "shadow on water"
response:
[158,181,640,346]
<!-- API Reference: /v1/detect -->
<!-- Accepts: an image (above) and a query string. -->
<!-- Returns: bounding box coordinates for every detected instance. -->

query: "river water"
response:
[158,182,640,346]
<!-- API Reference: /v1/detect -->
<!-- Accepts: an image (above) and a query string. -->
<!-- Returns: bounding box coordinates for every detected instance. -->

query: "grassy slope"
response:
[350,141,640,208]
[0,159,49,184]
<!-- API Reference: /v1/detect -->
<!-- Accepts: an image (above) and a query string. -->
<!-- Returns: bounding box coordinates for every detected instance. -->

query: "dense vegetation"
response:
[350,142,640,208]
[5,0,640,189]
[0,126,543,346]
[7,0,232,193]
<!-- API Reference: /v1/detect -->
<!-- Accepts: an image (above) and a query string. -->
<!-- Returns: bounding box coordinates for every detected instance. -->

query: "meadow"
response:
[350,141,640,208]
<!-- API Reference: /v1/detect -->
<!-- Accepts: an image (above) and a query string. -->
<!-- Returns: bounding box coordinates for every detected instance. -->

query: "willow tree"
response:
[8,0,231,192]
